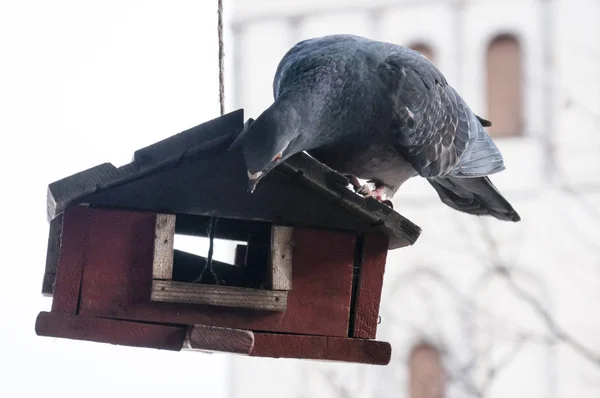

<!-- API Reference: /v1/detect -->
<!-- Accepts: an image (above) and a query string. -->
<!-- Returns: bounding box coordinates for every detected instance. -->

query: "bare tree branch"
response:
[501,271,600,367]
[478,335,529,395]
[312,367,367,398]
[479,219,600,369]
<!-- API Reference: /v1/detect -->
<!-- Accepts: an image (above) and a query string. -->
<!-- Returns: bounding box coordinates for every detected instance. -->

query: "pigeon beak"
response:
[247,170,263,193]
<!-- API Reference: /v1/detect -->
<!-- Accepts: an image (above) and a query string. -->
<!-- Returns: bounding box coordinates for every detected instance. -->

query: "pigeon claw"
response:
[356,184,373,196]
[345,175,394,209]
[358,185,395,209]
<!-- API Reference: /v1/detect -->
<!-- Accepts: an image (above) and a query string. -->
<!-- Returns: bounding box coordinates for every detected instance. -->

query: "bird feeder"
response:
[36,109,421,365]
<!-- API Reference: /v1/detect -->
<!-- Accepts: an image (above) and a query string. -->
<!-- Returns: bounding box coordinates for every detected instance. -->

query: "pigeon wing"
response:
[378,50,504,178]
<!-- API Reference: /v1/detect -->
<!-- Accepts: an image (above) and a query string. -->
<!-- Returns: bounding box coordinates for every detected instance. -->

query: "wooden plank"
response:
[351,234,390,339]
[269,226,293,290]
[77,206,356,337]
[51,206,89,314]
[151,280,287,312]
[133,109,244,167]
[325,336,391,365]
[152,214,176,280]
[185,324,254,354]
[35,311,185,351]
[42,214,64,296]
[251,333,391,365]
[46,163,124,221]
[47,110,245,221]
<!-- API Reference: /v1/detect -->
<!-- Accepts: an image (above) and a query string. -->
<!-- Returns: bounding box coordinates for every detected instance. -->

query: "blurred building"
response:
[226,0,600,397]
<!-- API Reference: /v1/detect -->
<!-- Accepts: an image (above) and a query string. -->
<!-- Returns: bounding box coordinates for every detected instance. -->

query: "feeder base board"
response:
[35,311,391,365]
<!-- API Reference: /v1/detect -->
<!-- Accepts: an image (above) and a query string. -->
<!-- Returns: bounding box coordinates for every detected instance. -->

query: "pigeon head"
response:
[236,99,305,192]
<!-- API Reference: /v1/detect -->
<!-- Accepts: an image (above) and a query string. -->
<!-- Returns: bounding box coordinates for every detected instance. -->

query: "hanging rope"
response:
[194,1,225,285]
[196,217,219,284]
[217,0,225,115]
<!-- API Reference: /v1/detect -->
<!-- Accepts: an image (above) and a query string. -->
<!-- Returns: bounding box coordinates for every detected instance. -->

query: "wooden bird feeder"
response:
[36,109,421,365]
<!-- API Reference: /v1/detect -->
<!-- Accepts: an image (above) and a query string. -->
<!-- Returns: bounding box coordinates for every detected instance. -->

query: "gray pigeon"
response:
[234,34,520,222]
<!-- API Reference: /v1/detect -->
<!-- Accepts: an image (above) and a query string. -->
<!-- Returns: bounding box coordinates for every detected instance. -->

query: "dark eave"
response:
[46,109,421,249]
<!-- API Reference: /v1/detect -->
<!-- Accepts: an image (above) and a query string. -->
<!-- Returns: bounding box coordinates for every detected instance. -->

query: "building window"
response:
[409,42,435,64]
[409,343,445,398]
[486,34,523,137]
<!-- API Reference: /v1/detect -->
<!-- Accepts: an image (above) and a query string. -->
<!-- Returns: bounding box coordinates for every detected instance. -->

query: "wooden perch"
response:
[151,280,288,312]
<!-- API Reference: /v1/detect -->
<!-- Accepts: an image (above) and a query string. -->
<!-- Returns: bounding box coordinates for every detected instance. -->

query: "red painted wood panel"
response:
[251,333,391,365]
[35,311,186,351]
[77,207,356,337]
[51,205,89,314]
[352,234,389,339]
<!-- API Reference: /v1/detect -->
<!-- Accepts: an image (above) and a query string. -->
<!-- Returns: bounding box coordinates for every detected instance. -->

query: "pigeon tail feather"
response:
[428,176,520,222]
[450,109,505,178]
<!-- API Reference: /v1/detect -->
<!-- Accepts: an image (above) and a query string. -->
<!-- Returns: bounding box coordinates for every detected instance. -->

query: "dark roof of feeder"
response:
[47,109,421,249]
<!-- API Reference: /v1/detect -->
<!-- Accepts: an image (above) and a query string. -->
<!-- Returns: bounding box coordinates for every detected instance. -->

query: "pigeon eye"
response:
[272,153,283,162]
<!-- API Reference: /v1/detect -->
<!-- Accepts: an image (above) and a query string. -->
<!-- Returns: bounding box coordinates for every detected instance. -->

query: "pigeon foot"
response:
[347,175,375,196]
[346,175,394,208]
[365,188,394,209]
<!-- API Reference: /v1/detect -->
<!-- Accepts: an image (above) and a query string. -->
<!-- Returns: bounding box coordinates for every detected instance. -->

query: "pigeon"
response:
[233,34,520,222]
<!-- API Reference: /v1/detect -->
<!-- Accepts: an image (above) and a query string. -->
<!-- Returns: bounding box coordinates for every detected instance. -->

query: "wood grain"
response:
[51,206,88,314]
[269,226,293,290]
[35,311,185,351]
[151,280,287,312]
[185,324,254,354]
[251,333,391,365]
[77,206,356,337]
[42,213,64,296]
[351,234,389,339]
[152,214,176,280]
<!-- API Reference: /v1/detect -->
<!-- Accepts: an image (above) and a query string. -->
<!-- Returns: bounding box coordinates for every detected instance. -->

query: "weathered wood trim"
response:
[184,324,255,354]
[152,214,176,280]
[42,213,64,296]
[35,311,185,351]
[251,333,391,365]
[151,280,288,312]
[269,226,293,290]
